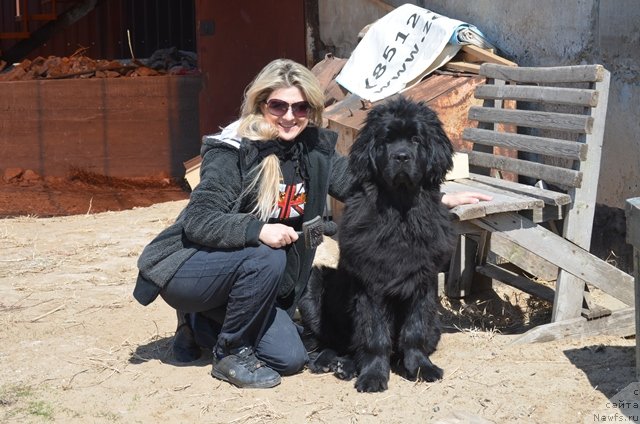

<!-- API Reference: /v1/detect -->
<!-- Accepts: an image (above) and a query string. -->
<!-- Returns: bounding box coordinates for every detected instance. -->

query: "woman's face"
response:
[260,86,310,141]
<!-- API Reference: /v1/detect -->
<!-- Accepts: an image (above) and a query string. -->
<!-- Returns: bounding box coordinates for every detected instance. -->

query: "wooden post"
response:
[625,197,640,381]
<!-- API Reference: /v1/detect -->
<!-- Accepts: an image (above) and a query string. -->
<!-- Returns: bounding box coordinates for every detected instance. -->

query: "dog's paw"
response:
[417,362,443,382]
[307,349,338,374]
[334,357,357,380]
[397,352,443,382]
[355,373,388,392]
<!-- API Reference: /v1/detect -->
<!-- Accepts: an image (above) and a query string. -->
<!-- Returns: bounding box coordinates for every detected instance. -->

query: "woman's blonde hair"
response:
[237,59,325,221]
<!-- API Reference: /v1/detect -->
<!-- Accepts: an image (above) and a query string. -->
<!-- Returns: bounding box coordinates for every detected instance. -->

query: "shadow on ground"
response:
[439,285,553,335]
[564,344,636,398]
[129,335,212,368]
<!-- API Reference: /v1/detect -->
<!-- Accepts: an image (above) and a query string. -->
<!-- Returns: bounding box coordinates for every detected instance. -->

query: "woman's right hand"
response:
[259,223,299,248]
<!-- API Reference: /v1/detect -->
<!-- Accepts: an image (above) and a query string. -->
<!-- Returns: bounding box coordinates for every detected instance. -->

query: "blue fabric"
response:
[161,243,307,374]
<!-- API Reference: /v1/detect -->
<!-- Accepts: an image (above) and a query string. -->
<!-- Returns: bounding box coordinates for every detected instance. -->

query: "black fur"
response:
[299,97,457,392]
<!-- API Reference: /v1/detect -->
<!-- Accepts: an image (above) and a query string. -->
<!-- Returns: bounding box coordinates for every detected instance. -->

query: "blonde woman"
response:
[133,59,490,389]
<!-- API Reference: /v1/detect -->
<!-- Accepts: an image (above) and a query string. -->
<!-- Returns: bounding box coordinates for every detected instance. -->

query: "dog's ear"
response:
[418,114,454,188]
[349,111,382,184]
[367,141,379,175]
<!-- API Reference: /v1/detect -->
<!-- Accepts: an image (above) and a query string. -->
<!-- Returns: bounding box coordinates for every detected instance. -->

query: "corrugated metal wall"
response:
[1,0,196,61]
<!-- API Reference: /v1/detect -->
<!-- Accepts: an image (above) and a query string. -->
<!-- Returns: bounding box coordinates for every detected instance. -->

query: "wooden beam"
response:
[474,84,599,107]
[468,106,594,134]
[462,127,588,161]
[472,212,635,306]
[489,235,559,281]
[466,151,583,188]
[480,63,606,84]
[511,307,635,343]
[460,45,517,67]
[467,173,571,206]
[443,61,480,74]
[626,197,640,248]
[476,263,556,302]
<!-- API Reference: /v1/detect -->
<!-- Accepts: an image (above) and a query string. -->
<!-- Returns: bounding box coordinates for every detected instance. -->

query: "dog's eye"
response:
[411,136,423,144]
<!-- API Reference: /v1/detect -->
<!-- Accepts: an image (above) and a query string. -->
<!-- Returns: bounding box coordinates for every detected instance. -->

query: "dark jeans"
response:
[160,244,308,375]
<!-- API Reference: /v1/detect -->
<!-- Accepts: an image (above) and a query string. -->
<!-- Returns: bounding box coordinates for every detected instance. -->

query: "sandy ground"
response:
[0,198,636,424]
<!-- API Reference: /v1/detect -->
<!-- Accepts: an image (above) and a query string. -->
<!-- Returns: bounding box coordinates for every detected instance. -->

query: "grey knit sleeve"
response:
[181,146,262,248]
[328,152,352,203]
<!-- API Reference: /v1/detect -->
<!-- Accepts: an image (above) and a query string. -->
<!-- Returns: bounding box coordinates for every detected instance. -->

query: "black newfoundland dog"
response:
[299,96,457,392]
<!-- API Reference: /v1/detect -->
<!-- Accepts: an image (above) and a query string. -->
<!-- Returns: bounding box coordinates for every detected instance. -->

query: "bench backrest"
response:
[463,63,611,250]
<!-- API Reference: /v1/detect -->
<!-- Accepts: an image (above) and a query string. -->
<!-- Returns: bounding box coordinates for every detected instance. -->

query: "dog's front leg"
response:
[396,286,443,382]
[352,292,392,392]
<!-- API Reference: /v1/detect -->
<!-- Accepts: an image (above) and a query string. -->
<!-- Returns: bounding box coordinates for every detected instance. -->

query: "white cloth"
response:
[336,4,483,102]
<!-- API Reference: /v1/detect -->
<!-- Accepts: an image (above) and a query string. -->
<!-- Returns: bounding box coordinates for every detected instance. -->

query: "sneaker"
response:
[172,311,202,363]
[211,347,281,388]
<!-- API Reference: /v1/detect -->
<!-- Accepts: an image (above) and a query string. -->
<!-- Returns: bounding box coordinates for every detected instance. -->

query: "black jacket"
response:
[133,125,350,314]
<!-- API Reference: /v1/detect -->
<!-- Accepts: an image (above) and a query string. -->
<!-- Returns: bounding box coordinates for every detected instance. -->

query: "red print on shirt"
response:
[273,182,306,220]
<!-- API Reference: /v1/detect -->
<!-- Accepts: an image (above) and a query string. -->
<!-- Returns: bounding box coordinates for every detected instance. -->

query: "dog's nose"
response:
[393,152,411,163]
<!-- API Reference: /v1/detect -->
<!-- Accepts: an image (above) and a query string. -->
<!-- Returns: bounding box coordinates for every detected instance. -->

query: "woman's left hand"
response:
[441,191,493,208]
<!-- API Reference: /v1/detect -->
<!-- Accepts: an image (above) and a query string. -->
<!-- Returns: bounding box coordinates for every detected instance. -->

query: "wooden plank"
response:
[452,178,544,210]
[476,263,556,302]
[463,127,588,161]
[443,61,480,74]
[474,85,599,107]
[467,174,571,206]
[511,307,635,344]
[446,235,479,298]
[460,45,517,67]
[625,197,640,248]
[467,151,583,188]
[443,180,542,221]
[453,178,545,222]
[561,68,610,249]
[490,235,559,281]
[480,63,606,84]
[469,107,594,133]
[472,212,635,306]
[551,271,585,321]
[551,68,610,321]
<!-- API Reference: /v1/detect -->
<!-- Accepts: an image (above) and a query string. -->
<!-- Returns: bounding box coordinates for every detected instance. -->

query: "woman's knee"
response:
[245,244,287,285]
[256,308,308,375]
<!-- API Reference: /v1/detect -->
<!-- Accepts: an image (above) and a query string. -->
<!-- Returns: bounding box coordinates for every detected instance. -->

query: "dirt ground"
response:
[0,180,636,423]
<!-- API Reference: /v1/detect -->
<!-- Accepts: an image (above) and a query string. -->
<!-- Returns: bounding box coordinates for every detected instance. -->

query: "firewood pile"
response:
[0,47,197,81]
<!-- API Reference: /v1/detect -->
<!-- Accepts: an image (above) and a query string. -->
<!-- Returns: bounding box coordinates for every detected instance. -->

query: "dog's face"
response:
[349,97,454,192]
[371,134,428,192]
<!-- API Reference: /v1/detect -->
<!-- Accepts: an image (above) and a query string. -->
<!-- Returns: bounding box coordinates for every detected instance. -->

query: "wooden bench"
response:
[443,63,636,341]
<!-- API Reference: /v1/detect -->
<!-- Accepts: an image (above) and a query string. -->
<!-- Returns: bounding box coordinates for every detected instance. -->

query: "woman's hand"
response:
[259,223,299,248]
[441,191,493,208]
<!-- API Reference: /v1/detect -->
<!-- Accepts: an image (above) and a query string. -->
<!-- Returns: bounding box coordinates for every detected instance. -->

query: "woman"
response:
[133,58,490,389]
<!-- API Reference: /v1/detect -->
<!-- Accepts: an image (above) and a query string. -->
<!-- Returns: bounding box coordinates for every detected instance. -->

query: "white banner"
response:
[336,4,470,102]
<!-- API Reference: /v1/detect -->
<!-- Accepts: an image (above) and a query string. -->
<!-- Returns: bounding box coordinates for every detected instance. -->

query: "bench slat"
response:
[469,106,594,133]
[467,151,583,188]
[474,85,599,107]
[462,128,587,161]
[468,173,572,206]
[443,180,543,221]
[480,63,606,83]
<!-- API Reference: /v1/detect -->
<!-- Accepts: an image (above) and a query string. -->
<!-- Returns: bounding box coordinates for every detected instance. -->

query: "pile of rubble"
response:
[0,47,198,81]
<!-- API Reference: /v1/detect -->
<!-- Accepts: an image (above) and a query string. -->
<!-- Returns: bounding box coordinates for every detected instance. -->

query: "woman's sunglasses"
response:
[265,99,311,118]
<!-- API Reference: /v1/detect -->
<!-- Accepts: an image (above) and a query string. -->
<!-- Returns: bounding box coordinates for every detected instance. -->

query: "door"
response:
[195,1,307,136]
